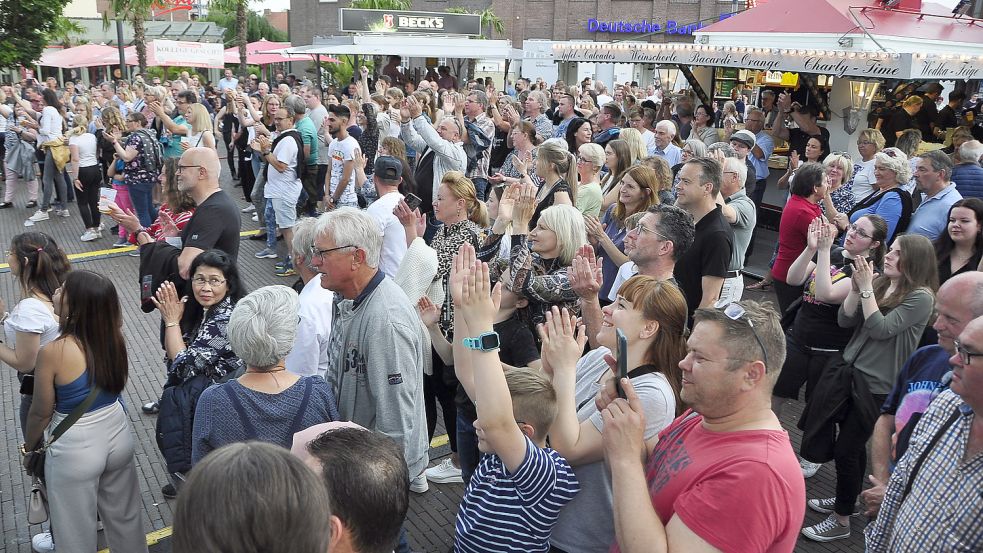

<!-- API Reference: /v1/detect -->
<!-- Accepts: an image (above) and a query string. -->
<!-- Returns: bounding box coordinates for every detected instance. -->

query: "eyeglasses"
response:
[720,302,769,369]
[192,277,226,288]
[177,164,201,172]
[311,244,354,261]
[633,222,668,240]
[831,151,853,160]
[953,339,982,365]
[848,223,872,240]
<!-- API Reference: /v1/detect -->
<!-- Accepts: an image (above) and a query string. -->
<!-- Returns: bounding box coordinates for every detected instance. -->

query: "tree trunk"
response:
[237,2,248,75]
[133,15,146,75]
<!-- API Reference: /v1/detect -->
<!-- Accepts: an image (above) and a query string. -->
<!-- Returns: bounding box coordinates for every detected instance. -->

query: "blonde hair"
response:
[902,95,924,108]
[537,140,579,207]
[858,128,886,150]
[537,204,589,265]
[66,115,89,138]
[100,105,126,136]
[618,128,648,164]
[823,153,854,184]
[187,103,213,134]
[578,143,605,171]
[875,149,911,185]
[505,367,557,442]
[441,171,488,227]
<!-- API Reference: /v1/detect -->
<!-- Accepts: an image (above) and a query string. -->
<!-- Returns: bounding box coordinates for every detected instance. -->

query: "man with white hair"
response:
[284,217,334,378]
[311,207,429,500]
[523,90,553,143]
[952,140,983,199]
[652,120,683,166]
[716,157,756,302]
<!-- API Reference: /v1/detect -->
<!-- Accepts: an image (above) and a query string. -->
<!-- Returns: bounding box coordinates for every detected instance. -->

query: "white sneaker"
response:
[251,213,259,222]
[410,473,429,494]
[57,209,70,218]
[80,229,100,242]
[98,221,107,231]
[28,210,49,222]
[800,458,822,479]
[241,205,256,213]
[31,532,54,552]
[424,458,464,484]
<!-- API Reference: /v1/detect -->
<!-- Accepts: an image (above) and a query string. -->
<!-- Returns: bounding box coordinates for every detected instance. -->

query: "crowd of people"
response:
[2,61,982,553]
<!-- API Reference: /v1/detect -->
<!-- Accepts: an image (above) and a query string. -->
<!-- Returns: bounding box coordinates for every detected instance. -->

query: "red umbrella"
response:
[224,40,339,65]
[39,44,121,69]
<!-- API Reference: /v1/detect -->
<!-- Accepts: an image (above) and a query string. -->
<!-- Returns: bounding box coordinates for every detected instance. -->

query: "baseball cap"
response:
[374,156,402,181]
[730,130,756,150]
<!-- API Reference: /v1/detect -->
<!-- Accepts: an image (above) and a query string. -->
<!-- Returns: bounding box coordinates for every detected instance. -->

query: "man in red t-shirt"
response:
[602,300,805,553]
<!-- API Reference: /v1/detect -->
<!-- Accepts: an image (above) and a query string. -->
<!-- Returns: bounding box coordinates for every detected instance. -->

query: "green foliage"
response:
[321,55,358,88]
[46,15,84,47]
[350,0,410,10]
[445,7,505,39]
[0,0,71,66]
[203,7,287,46]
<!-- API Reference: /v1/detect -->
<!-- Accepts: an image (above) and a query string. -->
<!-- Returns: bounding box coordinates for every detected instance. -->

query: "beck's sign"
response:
[339,9,482,36]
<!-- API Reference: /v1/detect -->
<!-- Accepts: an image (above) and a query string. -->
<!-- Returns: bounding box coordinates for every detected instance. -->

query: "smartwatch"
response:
[462,331,501,352]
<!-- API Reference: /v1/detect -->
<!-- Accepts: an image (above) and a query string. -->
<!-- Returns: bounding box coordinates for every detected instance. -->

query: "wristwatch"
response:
[462,331,501,352]
[860,289,874,299]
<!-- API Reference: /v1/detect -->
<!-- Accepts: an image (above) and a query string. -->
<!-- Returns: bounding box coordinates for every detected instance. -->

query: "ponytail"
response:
[563,151,578,207]
[468,198,489,228]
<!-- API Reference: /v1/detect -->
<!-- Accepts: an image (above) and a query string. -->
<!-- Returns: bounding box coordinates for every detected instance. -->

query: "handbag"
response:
[22,386,102,480]
[27,478,48,524]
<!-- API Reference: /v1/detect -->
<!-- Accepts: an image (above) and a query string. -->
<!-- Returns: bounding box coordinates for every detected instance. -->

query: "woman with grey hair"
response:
[190,285,339,465]
[841,147,913,244]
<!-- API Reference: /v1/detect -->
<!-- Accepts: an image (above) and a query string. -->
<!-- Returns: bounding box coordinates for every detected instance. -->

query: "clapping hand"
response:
[512,183,537,231]
[151,281,186,325]
[538,306,587,377]
[454,93,466,116]
[567,245,603,300]
[157,210,180,238]
[788,149,801,171]
[778,92,792,113]
[852,254,875,292]
[394,199,426,241]
[583,214,606,244]
[416,296,441,328]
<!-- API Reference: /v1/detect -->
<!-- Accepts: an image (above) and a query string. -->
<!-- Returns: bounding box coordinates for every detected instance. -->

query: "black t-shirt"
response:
[530,179,571,229]
[673,206,733,321]
[884,109,916,147]
[455,312,541,422]
[938,105,958,132]
[181,190,241,261]
[916,95,939,142]
[489,127,511,170]
[791,247,856,350]
[414,149,436,215]
[788,127,830,159]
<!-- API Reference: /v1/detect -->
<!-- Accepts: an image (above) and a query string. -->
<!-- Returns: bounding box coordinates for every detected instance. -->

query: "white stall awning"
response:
[284,35,517,60]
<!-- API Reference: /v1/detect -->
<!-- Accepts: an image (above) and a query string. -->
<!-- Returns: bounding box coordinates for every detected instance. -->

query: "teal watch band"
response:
[462,331,501,352]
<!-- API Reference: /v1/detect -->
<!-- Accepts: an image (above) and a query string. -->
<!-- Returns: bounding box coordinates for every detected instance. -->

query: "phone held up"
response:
[615,328,628,400]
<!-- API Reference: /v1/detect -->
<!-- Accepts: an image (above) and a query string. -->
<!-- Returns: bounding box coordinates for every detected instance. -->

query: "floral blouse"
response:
[432,219,484,336]
[167,297,243,382]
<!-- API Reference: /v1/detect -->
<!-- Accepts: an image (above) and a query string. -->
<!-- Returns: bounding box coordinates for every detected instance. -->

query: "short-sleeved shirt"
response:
[750,131,774,181]
[791,247,857,350]
[884,109,916,147]
[3,298,59,354]
[597,205,628,301]
[908,184,962,241]
[454,436,580,552]
[673,206,733,320]
[181,190,241,260]
[265,130,301,200]
[611,411,806,553]
[294,116,318,166]
[880,345,951,464]
[124,131,156,185]
[163,116,191,159]
[725,189,756,271]
[366,191,407,278]
[577,182,602,218]
[773,194,823,283]
[788,127,830,159]
[327,136,359,207]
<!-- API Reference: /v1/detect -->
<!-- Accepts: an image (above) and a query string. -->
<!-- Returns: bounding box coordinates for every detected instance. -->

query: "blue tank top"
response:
[55,371,119,414]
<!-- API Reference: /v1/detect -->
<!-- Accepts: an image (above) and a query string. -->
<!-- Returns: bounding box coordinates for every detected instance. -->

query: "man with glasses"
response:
[311,207,429,530]
[400,95,466,217]
[908,150,960,240]
[602,300,805,553]
[716,157,756,303]
[150,89,197,160]
[865,313,983,552]
[857,272,983,523]
[254,105,305,277]
[673,158,734,320]
[455,90,494,201]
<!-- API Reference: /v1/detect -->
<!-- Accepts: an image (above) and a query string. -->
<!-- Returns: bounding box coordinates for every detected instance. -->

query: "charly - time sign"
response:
[553,43,915,79]
[339,8,482,36]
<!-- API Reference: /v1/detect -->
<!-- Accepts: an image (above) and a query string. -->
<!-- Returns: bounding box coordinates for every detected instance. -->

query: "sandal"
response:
[747,280,773,292]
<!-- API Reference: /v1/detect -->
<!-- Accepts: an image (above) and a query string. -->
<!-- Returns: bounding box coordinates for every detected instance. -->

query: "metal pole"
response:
[115,20,126,81]
[316,54,323,102]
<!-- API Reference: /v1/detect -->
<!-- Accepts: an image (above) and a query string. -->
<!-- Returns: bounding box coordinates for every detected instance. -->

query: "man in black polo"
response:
[673,157,734,321]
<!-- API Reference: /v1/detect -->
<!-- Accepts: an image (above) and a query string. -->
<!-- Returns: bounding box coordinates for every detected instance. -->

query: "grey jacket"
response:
[326,272,430,477]
[400,115,466,203]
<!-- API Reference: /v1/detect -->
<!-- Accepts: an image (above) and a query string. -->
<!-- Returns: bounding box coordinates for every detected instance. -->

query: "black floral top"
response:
[167,297,244,382]
[432,219,484,336]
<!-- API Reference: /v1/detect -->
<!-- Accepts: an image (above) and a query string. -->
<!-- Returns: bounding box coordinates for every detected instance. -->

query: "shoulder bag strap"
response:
[222,383,259,438]
[44,385,102,448]
[286,378,314,438]
[900,407,961,502]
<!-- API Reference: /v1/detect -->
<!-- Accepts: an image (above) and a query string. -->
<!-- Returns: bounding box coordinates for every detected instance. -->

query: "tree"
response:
[203,9,286,46]
[208,0,251,75]
[46,15,85,48]
[445,7,505,83]
[104,0,156,74]
[0,0,70,67]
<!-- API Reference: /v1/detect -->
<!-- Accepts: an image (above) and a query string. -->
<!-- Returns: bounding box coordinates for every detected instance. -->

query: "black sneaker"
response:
[162,484,178,499]
[25,200,37,209]
[0,202,12,209]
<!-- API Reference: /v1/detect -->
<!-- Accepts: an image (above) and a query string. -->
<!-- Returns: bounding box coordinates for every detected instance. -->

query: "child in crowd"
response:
[449,243,579,552]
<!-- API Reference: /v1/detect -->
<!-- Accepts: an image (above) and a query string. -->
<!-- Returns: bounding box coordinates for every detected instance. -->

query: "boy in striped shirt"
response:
[450,245,579,553]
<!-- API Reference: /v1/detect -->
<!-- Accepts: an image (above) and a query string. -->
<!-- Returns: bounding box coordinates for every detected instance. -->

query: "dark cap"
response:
[328,103,351,118]
[374,156,402,182]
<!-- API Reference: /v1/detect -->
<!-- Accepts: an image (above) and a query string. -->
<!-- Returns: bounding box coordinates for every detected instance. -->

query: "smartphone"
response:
[615,329,628,399]
[405,193,422,211]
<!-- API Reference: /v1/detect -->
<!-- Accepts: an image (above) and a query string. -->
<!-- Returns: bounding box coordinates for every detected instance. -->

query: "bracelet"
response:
[165,321,180,328]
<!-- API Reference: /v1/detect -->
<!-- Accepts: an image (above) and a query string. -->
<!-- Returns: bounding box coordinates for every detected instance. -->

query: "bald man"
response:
[110,147,241,278]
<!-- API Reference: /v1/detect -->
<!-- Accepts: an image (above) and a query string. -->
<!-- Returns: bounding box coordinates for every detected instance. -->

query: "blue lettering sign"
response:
[587,16,727,35]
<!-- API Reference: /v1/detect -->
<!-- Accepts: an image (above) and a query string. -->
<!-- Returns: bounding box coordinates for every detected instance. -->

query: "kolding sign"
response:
[339,8,482,36]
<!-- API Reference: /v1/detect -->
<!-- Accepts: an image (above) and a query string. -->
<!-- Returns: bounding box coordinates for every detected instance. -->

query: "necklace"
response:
[245,364,287,374]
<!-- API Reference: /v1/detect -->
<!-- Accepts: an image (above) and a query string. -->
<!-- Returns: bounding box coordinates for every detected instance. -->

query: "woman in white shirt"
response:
[31,89,68,222]
[182,103,216,150]
[0,232,71,439]
[67,116,102,242]
[852,128,886,203]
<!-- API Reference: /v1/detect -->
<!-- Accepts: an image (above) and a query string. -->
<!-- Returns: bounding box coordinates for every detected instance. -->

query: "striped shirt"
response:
[454,436,580,552]
[864,389,982,552]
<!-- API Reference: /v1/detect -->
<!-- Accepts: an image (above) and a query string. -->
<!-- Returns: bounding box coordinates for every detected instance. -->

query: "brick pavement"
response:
[0,174,865,552]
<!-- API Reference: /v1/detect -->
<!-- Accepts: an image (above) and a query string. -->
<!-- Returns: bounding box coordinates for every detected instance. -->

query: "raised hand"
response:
[457,257,501,330]
[567,245,602,299]
[512,183,537,231]
[416,296,441,327]
[151,281,186,325]
[538,306,587,377]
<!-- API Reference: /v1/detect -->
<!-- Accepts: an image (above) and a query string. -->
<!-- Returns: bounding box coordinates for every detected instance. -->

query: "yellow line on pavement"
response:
[97,526,172,552]
[431,433,449,448]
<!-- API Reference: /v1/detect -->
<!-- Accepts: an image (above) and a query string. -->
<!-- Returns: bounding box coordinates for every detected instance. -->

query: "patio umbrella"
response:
[39,44,121,69]
[94,40,225,69]
[224,39,338,65]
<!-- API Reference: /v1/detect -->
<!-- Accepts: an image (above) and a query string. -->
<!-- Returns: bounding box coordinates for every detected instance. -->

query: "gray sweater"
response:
[838,288,934,395]
[326,271,430,477]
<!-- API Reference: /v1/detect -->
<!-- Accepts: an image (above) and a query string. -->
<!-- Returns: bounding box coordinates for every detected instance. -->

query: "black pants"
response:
[772,279,803,320]
[424,350,458,453]
[773,334,839,401]
[833,392,887,516]
[239,150,255,202]
[76,165,102,229]
[222,130,237,177]
[746,178,768,262]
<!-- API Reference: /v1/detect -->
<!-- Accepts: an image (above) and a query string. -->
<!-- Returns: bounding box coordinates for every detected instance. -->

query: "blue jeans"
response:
[472,177,489,202]
[456,413,479,485]
[128,181,156,228]
[264,199,277,249]
[396,526,411,553]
